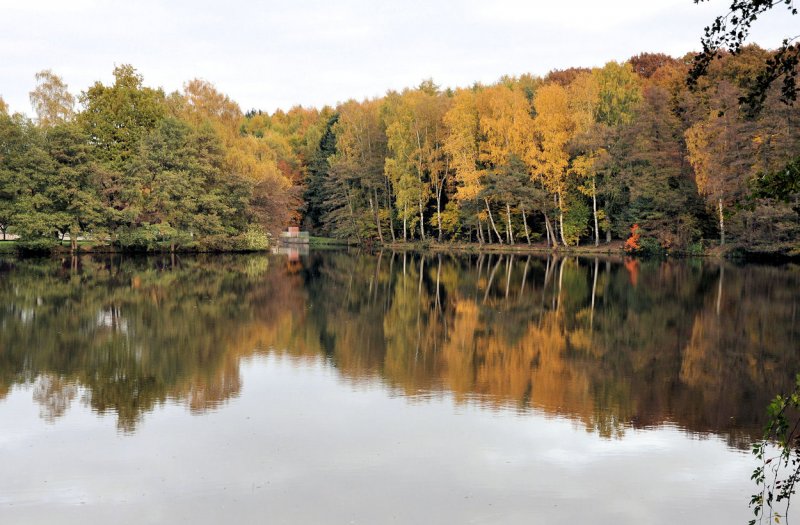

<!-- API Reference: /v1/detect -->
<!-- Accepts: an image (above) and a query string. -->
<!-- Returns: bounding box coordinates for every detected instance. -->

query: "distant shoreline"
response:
[3,238,796,261]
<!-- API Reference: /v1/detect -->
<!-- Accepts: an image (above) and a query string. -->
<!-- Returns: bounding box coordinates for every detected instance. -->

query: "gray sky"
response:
[0,0,796,115]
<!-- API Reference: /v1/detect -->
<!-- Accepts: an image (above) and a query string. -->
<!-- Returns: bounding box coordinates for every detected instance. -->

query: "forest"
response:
[1,46,798,255]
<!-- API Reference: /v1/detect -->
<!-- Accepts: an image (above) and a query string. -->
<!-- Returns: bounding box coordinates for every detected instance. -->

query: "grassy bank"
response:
[380,240,626,256]
[1,241,273,256]
[309,236,355,248]
[370,240,798,260]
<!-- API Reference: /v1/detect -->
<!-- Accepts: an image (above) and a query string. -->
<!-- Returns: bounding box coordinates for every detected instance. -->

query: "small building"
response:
[279,226,309,245]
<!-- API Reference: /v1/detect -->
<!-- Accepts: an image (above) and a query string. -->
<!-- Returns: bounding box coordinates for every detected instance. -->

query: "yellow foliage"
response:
[531,83,574,198]
[567,72,599,134]
[443,89,482,202]
[685,119,715,197]
[476,84,535,167]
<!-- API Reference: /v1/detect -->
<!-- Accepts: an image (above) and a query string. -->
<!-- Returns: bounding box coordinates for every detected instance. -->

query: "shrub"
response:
[624,224,641,253]
[687,241,705,256]
[16,237,59,253]
[240,227,270,251]
[638,236,665,256]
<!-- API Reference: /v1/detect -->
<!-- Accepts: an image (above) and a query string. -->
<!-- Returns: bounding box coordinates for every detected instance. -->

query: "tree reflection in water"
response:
[0,251,797,444]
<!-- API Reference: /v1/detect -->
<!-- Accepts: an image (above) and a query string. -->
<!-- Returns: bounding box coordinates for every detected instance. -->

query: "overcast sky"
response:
[1,0,796,115]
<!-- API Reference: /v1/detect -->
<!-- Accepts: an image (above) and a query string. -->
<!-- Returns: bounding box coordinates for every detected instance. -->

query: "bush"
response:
[686,241,705,256]
[239,227,270,251]
[562,197,591,246]
[638,236,666,257]
[16,237,59,253]
[116,224,173,251]
[190,235,238,252]
[191,227,270,252]
[624,224,666,257]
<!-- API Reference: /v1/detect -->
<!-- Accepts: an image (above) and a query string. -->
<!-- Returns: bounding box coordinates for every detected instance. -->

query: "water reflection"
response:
[0,252,798,445]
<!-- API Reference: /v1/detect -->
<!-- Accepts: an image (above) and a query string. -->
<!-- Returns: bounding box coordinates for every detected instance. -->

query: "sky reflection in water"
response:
[1,251,798,524]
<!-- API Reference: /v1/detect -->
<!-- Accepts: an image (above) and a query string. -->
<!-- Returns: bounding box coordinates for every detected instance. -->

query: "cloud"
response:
[0,0,795,115]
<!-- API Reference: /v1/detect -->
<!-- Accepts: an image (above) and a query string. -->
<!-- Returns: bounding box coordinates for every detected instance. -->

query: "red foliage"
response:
[627,53,681,79]
[544,67,591,86]
[624,223,641,253]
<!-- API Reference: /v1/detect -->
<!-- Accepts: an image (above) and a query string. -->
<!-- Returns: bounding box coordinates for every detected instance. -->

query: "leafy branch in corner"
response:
[689,0,800,115]
[750,373,800,524]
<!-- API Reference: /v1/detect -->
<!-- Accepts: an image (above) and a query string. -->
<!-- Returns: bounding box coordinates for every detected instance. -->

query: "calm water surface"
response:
[1,251,798,524]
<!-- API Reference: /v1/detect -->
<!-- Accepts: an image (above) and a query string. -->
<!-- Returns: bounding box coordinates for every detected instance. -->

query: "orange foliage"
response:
[624,223,641,253]
[623,257,640,287]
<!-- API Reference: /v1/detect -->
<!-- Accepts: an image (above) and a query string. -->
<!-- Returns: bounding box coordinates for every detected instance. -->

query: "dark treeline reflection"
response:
[0,252,798,445]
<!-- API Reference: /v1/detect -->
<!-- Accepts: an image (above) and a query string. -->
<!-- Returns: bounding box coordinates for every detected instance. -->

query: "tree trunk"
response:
[485,198,503,244]
[403,203,407,242]
[435,160,449,244]
[505,202,514,244]
[716,264,724,316]
[346,188,361,245]
[521,205,531,245]
[718,198,725,246]
[477,218,485,245]
[373,190,384,244]
[436,196,443,242]
[419,198,426,241]
[558,193,567,247]
[385,180,396,242]
[543,212,553,248]
[413,127,426,243]
[592,179,599,247]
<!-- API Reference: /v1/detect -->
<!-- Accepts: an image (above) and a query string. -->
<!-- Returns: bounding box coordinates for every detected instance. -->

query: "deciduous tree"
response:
[29,70,75,128]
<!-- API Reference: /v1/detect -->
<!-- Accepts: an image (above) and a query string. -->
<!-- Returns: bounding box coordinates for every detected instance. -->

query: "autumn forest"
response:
[1,46,799,256]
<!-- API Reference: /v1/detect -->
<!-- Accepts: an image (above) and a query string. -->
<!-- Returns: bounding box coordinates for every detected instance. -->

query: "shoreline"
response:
[1,239,797,262]
[371,241,800,261]
[376,241,625,256]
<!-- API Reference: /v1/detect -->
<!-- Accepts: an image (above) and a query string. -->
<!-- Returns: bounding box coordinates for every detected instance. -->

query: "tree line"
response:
[1,46,799,254]
[292,46,798,255]
[0,66,301,251]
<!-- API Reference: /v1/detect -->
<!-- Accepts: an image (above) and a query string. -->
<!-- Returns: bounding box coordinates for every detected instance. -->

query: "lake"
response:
[1,251,798,524]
